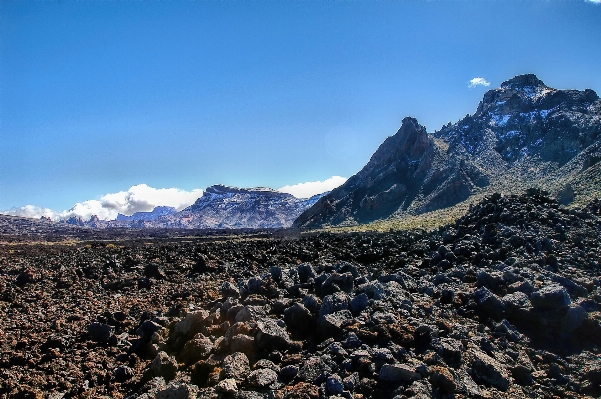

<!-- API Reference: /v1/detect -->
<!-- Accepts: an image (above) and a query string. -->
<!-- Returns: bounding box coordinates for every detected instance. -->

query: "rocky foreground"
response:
[1,190,601,398]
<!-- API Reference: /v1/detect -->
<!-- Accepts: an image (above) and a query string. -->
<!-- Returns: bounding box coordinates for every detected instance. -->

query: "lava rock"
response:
[87,322,115,343]
[317,310,352,338]
[469,349,509,391]
[284,302,314,333]
[247,368,278,388]
[319,292,350,317]
[216,378,238,394]
[155,382,198,399]
[222,352,250,381]
[174,310,210,337]
[151,352,178,381]
[379,364,422,383]
[255,318,291,351]
[531,285,571,310]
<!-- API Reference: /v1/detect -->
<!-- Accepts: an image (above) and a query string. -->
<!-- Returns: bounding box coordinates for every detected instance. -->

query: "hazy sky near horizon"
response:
[1,0,601,217]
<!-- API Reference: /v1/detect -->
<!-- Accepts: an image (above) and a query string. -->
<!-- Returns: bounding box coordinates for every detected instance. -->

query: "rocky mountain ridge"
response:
[294,74,601,228]
[157,185,324,229]
[60,185,325,230]
[116,206,178,222]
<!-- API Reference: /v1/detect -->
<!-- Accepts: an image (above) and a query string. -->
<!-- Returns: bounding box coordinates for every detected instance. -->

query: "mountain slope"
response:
[294,117,488,227]
[161,185,321,229]
[137,185,324,229]
[294,74,601,228]
[115,206,177,222]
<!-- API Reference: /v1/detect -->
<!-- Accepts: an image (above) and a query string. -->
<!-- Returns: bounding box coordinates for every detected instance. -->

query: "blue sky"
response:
[1,0,600,219]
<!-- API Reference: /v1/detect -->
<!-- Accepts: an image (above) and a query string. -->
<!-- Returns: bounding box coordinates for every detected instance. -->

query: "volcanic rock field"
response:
[2,190,601,399]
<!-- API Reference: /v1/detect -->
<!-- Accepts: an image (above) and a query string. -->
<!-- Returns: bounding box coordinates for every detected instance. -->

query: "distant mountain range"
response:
[294,74,601,228]
[116,206,177,221]
[62,185,325,229]
[15,73,601,231]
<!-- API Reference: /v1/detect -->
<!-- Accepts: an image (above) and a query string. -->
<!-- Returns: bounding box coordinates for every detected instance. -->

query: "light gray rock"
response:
[247,368,278,387]
[255,318,291,350]
[215,378,237,395]
[151,351,178,381]
[174,310,209,337]
[531,285,571,310]
[319,292,350,317]
[379,364,422,383]
[222,352,250,381]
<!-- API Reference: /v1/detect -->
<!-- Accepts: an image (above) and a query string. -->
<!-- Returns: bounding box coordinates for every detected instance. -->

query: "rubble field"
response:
[1,190,601,399]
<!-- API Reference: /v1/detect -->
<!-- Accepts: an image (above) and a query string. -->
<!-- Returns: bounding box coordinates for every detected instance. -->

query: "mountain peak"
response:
[501,74,547,90]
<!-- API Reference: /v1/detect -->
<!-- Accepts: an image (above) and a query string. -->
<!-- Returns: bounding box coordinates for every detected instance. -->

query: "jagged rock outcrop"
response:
[64,216,86,226]
[437,73,600,166]
[294,117,488,228]
[295,74,601,228]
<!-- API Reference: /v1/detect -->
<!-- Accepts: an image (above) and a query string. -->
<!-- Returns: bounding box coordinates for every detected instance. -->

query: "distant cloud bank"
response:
[468,77,491,88]
[278,176,347,199]
[3,184,204,221]
[586,0,600,4]
[2,177,347,221]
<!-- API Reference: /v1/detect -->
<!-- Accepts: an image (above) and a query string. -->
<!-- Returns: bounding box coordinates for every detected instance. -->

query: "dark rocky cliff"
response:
[294,117,488,228]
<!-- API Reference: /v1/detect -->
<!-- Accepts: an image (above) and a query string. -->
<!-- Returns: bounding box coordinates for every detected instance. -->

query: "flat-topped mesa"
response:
[170,184,322,229]
[204,185,280,195]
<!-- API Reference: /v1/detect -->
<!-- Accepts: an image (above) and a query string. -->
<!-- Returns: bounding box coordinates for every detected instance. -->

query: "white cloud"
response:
[278,176,347,198]
[2,205,58,220]
[468,77,491,88]
[586,0,601,4]
[2,184,204,221]
[98,184,203,215]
